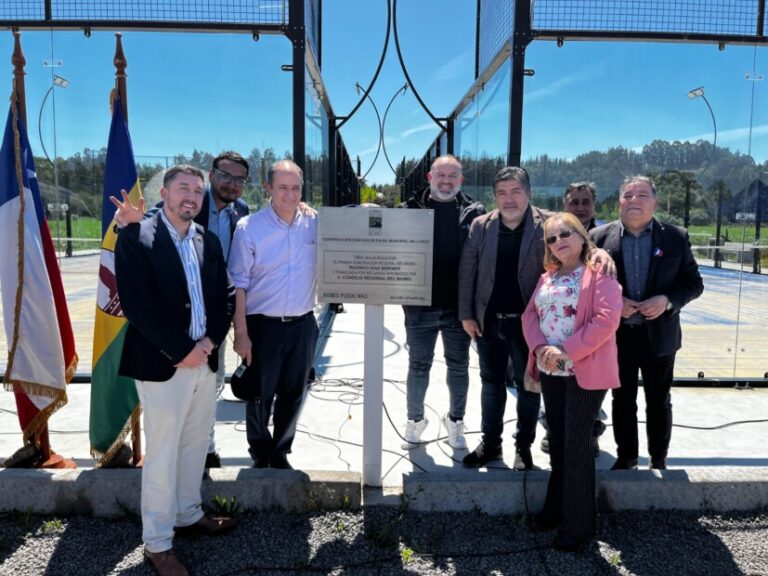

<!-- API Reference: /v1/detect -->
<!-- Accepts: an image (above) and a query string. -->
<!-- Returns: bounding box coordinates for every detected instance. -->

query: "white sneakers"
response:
[441,413,467,450]
[401,418,429,450]
[402,414,468,450]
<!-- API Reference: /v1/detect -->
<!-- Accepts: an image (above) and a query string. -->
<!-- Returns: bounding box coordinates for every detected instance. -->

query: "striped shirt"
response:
[159,210,207,340]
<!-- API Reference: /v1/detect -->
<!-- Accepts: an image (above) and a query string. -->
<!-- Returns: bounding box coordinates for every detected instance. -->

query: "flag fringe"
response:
[4,88,28,390]
[90,404,140,466]
[18,388,68,445]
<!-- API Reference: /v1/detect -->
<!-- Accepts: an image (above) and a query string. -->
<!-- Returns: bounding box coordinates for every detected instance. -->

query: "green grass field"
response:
[48,216,102,253]
[687,224,766,246]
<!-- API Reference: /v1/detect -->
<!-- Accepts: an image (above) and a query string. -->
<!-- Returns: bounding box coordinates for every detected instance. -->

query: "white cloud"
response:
[356,122,440,158]
[682,123,768,145]
[432,52,472,82]
[401,122,440,138]
[525,66,606,104]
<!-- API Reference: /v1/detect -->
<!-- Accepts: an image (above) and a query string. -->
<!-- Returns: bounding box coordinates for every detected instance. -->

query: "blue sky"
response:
[1,1,766,185]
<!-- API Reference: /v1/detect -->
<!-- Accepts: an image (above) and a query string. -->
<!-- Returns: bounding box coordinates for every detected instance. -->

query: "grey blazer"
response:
[458,205,550,333]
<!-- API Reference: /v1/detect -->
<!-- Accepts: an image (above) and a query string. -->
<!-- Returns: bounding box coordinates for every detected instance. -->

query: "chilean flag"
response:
[0,97,76,442]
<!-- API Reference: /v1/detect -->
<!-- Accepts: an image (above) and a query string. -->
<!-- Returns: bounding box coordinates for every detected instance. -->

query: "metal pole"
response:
[715,181,723,268]
[754,180,763,274]
[48,84,69,257]
[700,94,718,152]
[289,0,307,195]
[362,304,384,487]
[507,0,533,166]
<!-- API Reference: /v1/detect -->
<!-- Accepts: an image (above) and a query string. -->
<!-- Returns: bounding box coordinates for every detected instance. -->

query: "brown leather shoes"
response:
[175,514,237,536]
[144,548,190,576]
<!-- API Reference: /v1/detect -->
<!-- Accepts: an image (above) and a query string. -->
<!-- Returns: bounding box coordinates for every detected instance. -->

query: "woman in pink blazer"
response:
[522,212,622,552]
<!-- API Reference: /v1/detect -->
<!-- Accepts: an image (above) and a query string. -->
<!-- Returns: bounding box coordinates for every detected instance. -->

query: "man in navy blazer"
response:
[115,165,235,576]
[591,175,703,471]
[114,151,249,468]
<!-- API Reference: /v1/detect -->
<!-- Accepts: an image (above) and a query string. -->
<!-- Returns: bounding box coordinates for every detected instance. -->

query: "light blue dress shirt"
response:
[229,205,317,317]
[205,186,234,261]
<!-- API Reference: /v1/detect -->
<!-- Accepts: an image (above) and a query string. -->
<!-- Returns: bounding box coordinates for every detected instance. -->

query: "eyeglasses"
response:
[213,168,249,188]
[545,230,573,245]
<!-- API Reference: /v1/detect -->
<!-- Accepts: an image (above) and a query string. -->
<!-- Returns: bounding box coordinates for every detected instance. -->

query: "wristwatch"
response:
[665,300,673,312]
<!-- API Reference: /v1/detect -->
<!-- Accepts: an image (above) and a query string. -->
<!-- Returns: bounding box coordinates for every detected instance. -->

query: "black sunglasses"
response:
[213,167,249,188]
[545,230,573,245]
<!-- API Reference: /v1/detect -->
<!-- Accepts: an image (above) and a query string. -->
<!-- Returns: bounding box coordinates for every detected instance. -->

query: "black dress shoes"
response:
[649,457,667,470]
[610,457,639,470]
[253,456,269,468]
[462,441,503,468]
[204,451,221,468]
[269,453,293,469]
[144,548,190,576]
[513,445,534,471]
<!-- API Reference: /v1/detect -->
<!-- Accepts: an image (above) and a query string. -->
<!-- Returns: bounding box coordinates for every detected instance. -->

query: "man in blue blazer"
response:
[591,175,703,471]
[115,165,235,575]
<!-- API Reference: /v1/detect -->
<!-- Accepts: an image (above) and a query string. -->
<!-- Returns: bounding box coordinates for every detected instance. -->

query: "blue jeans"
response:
[476,315,540,450]
[403,306,470,422]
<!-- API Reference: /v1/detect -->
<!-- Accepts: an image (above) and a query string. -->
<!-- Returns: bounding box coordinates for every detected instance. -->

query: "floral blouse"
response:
[534,265,584,376]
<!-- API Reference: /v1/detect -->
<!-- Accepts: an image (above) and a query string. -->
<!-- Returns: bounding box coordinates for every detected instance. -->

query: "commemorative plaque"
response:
[317,207,433,306]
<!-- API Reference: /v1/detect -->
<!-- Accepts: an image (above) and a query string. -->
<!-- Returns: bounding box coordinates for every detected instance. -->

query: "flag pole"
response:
[114,33,142,466]
[11,30,26,126]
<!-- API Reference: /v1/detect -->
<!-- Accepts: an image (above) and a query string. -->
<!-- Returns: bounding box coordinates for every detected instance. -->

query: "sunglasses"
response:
[213,167,249,188]
[545,229,574,245]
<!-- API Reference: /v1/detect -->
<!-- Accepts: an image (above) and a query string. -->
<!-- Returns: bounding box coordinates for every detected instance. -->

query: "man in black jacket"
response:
[591,175,703,470]
[458,167,547,470]
[399,155,485,451]
[116,165,235,576]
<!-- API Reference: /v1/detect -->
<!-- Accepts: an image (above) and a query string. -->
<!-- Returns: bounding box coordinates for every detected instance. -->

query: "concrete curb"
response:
[1,467,766,517]
[0,468,361,518]
[402,468,768,514]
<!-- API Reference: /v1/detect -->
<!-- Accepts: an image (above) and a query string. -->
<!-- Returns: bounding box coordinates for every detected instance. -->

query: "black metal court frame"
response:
[404,0,767,197]
[0,0,359,204]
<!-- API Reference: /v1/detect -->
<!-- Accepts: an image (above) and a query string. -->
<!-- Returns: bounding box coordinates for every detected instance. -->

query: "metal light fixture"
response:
[686,86,717,150]
[688,85,721,267]
[38,74,71,256]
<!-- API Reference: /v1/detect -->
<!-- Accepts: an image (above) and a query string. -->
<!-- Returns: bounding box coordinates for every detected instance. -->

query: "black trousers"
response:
[476,315,540,450]
[540,374,606,541]
[244,313,318,463]
[613,324,676,461]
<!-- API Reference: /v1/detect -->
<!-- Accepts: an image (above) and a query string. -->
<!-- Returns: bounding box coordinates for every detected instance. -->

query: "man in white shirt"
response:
[229,160,318,470]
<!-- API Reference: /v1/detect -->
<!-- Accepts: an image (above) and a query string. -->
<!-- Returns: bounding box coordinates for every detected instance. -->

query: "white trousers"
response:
[136,364,215,553]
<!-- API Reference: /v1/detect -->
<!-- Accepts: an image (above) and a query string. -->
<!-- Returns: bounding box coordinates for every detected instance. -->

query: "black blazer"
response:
[115,212,234,382]
[591,218,704,356]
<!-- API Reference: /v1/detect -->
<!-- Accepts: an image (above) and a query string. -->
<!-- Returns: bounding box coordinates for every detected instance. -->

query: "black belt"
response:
[496,313,521,319]
[255,311,313,323]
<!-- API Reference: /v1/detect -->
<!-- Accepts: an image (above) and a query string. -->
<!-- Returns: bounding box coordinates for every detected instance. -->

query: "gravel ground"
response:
[0,507,766,575]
